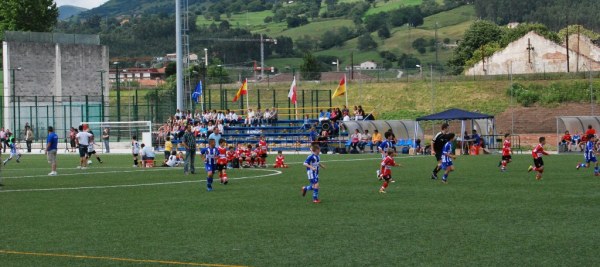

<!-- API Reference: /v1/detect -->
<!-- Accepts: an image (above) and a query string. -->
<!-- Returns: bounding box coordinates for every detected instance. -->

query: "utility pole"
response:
[435,22,439,67]
[566,18,570,73]
[175,0,184,110]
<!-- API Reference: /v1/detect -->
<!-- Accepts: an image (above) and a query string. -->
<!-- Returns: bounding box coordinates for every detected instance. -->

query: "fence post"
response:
[316,90,319,115]
[257,88,261,109]
[288,97,291,120]
[329,89,332,109]
[208,88,212,110]
[69,96,72,130]
[302,90,305,117]
[63,105,67,139]
[17,96,21,136]
[34,96,38,139]
[85,95,89,122]
[51,96,55,128]
[272,90,276,108]
[224,90,228,110]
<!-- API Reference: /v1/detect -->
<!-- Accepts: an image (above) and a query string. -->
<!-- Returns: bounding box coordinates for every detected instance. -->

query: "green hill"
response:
[58,5,88,20]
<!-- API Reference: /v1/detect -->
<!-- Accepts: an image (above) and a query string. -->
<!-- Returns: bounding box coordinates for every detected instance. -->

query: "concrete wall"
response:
[2,40,109,138]
[465,32,600,76]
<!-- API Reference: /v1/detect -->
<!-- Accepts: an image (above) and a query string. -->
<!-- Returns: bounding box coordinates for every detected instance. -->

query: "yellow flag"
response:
[332,76,346,98]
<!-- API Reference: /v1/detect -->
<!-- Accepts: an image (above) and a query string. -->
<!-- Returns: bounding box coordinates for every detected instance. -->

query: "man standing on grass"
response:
[431,123,450,180]
[182,125,197,175]
[46,126,59,176]
[75,125,93,170]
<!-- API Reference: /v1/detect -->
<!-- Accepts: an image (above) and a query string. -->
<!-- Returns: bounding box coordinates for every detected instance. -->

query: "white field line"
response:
[0,169,282,193]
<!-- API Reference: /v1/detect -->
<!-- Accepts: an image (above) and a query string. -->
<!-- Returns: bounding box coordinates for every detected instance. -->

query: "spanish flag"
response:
[332,75,346,98]
[232,78,248,102]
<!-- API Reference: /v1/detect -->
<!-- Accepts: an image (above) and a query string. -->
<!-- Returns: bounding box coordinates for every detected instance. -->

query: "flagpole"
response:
[246,78,250,110]
[344,74,349,108]
[295,74,299,120]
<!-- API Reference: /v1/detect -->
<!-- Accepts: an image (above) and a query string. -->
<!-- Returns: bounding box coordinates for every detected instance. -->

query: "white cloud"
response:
[55,0,109,9]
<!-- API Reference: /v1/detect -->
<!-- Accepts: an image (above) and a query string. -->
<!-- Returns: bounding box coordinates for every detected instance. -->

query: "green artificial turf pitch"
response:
[0,153,599,266]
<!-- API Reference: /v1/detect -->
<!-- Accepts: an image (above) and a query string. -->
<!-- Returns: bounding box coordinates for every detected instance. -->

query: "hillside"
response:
[58,5,88,20]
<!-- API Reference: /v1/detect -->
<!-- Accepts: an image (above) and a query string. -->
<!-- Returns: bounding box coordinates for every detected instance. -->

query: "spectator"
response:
[175,109,183,118]
[561,130,573,152]
[245,108,255,126]
[46,126,58,176]
[25,126,33,153]
[199,123,208,138]
[472,130,482,147]
[271,107,279,124]
[140,143,156,165]
[356,105,365,120]
[330,108,339,122]
[342,105,349,117]
[573,132,581,150]
[319,109,329,122]
[372,129,383,148]
[586,124,596,137]
[209,127,223,145]
[264,108,272,125]
[69,127,77,153]
[350,129,361,153]
[0,128,5,153]
[353,106,359,120]
[102,127,110,153]
[217,111,226,122]
[360,129,372,152]
[343,113,351,121]
[164,136,173,160]
[255,108,263,126]
[309,127,318,142]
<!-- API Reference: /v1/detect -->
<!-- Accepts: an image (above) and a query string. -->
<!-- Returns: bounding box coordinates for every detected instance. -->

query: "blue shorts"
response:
[441,161,453,170]
[307,170,319,184]
[205,163,216,172]
[586,156,598,163]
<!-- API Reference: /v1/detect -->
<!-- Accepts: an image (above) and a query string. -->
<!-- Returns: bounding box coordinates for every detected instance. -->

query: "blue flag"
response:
[192,81,203,103]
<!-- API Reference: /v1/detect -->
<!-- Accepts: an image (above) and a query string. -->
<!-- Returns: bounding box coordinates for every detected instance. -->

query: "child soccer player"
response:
[248,144,257,167]
[498,133,512,172]
[217,139,229,185]
[528,136,549,181]
[259,136,268,167]
[274,150,288,168]
[201,138,219,191]
[576,134,599,175]
[378,148,401,193]
[301,145,325,203]
[376,132,395,181]
[227,146,237,169]
[132,135,140,167]
[86,142,103,164]
[3,134,21,166]
[441,133,456,184]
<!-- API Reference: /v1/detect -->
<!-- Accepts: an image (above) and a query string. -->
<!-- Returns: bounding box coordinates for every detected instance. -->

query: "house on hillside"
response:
[565,34,600,64]
[465,31,600,76]
[359,61,377,70]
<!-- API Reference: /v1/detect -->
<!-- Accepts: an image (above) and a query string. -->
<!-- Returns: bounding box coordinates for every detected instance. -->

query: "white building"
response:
[359,61,377,70]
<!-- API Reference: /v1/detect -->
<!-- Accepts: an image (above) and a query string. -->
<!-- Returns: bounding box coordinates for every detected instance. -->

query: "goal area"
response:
[82,121,152,147]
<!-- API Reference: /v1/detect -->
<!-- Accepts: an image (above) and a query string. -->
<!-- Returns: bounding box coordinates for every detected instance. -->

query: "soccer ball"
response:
[87,160,93,164]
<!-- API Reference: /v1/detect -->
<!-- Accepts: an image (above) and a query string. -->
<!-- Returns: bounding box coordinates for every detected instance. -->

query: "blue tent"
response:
[416,108,494,121]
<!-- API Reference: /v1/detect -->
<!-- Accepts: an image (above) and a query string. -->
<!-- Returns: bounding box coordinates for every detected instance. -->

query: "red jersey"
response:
[259,140,268,153]
[532,143,548,159]
[502,139,511,156]
[217,146,228,165]
[237,147,246,158]
[275,155,285,164]
[226,150,236,161]
[380,155,396,177]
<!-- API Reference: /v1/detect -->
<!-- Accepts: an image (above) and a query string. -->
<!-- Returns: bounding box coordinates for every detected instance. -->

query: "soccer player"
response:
[378,148,401,193]
[217,139,229,185]
[274,150,288,168]
[431,123,450,180]
[226,146,237,169]
[498,133,512,172]
[301,145,325,203]
[441,133,456,184]
[46,126,59,176]
[87,141,103,164]
[258,136,268,167]
[528,137,549,181]
[131,135,140,167]
[201,138,219,191]
[2,133,21,166]
[376,132,395,179]
[576,134,599,175]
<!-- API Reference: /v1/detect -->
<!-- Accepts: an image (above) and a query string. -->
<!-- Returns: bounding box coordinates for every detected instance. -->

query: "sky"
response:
[55,0,110,9]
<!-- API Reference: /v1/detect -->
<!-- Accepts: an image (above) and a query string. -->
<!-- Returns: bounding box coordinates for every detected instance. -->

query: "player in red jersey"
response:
[273,150,288,168]
[498,133,512,172]
[217,139,229,184]
[246,144,256,167]
[378,148,401,193]
[258,136,268,168]
[236,144,247,167]
[226,146,237,168]
[528,137,549,181]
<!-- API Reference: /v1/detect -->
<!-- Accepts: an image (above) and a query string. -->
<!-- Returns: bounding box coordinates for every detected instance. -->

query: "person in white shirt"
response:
[263,109,272,125]
[75,125,93,169]
[230,111,239,125]
[175,109,183,118]
[359,129,372,152]
[343,115,351,121]
[163,151,179,167]
[140,143,156,167]
[132,135,140,167]
[245,109,255,126]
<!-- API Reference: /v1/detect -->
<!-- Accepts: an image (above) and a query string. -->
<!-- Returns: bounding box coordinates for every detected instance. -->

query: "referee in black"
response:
[431,123,450,179]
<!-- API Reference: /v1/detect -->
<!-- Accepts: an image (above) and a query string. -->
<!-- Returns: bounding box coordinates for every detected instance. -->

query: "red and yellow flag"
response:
[332,75,346,98]
[232,78,248,102]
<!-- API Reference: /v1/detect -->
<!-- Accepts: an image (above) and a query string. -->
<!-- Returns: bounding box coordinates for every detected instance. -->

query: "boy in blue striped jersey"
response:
[201,138,219,191]
[301,145,325,203]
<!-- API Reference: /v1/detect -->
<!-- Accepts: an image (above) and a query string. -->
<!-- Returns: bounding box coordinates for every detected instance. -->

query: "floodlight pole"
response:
[10,67,21,132]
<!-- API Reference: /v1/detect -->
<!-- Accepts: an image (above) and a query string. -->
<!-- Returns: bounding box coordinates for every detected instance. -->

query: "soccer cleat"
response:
[527,165,534,172]
[81,167,87,170]
[301,186,307,197]
[16,159,20,163]
[133,165,138,168]
[501,168,506,172]
[48,172,57,176]
[431,172,438,180]
[390,179,396,183]
[313,199,321,203]
[76,166,82,169]
[379,189,386,193]
[442,179,448,184]
[576,163,581,170]
[207,187,213,192]
[376,170,380,179]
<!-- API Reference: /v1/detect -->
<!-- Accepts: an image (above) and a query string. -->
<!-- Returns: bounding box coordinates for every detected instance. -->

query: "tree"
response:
[357,33,378,51]
[300,52,321,80]
[377,25,391,39]
[0,0,59,40]
[447,20,503,74]
[273,36,295,57]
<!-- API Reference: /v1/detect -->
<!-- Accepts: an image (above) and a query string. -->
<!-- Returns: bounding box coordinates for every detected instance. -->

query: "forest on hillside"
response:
[474,0,600,31]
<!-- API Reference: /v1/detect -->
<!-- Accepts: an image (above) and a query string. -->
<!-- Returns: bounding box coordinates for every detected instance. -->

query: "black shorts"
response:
[260,154,267,158]
[534,158,544,168]
[78,145,88,157]
[434,152,442,161]
[133,153,139,157]
[87,150,96,156]
[217,164,226,171]
[382,175,392,181]
[502,155,511,161]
